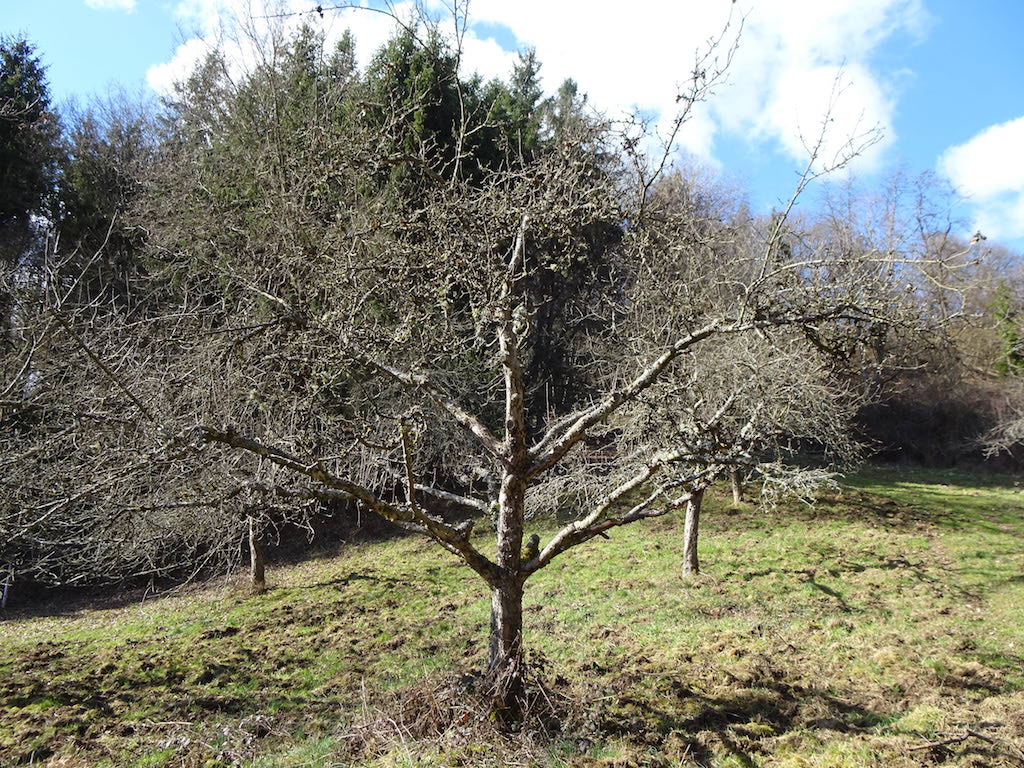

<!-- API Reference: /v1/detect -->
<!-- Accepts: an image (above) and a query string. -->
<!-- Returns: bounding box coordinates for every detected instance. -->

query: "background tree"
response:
[983,280,1024,457]
[607,165,862,577]
[57,91,157,304]
[0,34,61,360]
[0,36,60,254]
[634,335,859,578]
[992,281,1024,377]
[815,170,1023,464]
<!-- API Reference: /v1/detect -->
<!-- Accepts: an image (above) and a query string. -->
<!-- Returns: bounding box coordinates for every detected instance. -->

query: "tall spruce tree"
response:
[0,37,60,257]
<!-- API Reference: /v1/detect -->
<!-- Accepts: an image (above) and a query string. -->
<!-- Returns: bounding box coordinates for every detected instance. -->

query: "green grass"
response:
[2,465,1023,766]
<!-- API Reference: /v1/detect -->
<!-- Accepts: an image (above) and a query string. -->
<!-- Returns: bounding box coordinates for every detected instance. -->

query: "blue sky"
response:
[5,0,1023,251]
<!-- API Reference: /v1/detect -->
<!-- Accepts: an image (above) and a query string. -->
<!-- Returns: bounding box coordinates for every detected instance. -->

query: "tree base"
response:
[486,651,529,728]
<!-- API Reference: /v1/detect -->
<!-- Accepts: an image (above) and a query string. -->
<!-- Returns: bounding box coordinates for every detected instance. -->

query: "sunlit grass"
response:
[2,465,1023,766]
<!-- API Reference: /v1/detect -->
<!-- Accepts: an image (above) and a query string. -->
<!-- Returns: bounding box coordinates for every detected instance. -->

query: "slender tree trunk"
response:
[0,566,11,610]
[682,488,704,577]
[248,516,266,594]
[730,466,744,505]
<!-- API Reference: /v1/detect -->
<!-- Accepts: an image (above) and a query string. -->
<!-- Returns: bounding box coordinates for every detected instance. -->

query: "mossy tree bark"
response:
[488,568,525,718]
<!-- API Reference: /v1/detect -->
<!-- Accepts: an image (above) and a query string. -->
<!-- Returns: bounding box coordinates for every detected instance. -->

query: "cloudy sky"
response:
[6,0,1024,249]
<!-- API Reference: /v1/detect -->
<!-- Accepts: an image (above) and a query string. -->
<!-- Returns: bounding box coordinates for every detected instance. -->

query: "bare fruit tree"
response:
[0,6,973,717]
[614,333,860,577]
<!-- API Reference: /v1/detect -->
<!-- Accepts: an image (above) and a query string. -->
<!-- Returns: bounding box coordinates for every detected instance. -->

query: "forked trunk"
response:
[730,467,744,505]
[682,488,704,577]
[248,516,266,593]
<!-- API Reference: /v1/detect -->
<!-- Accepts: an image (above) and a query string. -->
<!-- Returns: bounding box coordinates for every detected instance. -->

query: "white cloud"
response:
[457,0,924,170]
[148,0,416,96]
[147,38,212,96]
[462,0,739,157]
[721,0,926,172]
[758,63,894,174]
[149,0,927,177]
[939,116,1024,241]
[85,0,136,10]
[460,31,518,85]
[939,117,1024,199]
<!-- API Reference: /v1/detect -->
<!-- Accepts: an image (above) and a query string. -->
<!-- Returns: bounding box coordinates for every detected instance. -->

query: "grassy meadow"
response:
[2,466,1023,767]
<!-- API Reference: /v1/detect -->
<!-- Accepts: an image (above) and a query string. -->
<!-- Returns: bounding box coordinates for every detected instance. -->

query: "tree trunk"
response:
[248,516,266,594]
[682,488,704,577]
[489,231,531,722]
[487,468,527,720]
[488,573,525,718]
[730,466,744,505]
[0,566,11,610]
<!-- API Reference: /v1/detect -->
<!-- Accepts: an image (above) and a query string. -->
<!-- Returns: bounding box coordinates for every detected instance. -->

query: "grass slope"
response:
[2,466,1023,767]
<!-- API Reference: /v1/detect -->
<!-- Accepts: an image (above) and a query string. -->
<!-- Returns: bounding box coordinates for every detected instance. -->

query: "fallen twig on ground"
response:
[908,728,1024,765]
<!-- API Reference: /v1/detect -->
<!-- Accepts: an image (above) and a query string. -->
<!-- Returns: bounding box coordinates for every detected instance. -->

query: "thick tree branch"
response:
[197,426,498,581]
[412,483,489,513]
[528,321,724,477]
[528,306,869,480]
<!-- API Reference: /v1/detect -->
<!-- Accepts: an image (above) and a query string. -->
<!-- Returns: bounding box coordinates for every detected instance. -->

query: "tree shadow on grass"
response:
[804,576,852,611]
[711,465,1024,537]
[722,551,982,610]
[595,667,889,768]
[290,569,414,591]
[0,504,459,622]
[0,578,209,622]
[795,490,963,528]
